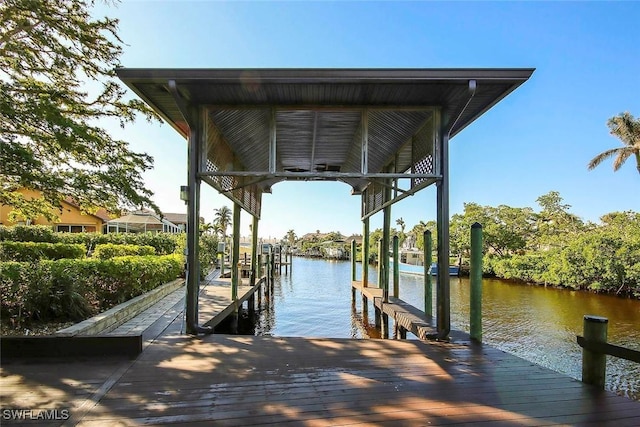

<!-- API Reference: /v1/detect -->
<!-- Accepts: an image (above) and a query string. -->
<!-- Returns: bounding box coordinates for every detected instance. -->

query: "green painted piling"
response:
[231,203,241,302]
[393,235,399,298]
[219,252,225,278]
[377,240,383,290]
[351,239,357,281]
[250,216,258,285]
[363,218,370,287]
[582,315,608,388]
[424,230,432,317]
[470,222,483,341]
[382,201,391,303]
[266,253,270,286]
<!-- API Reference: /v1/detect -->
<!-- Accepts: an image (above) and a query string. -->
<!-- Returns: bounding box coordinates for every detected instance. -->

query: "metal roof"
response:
[116,68,534,211]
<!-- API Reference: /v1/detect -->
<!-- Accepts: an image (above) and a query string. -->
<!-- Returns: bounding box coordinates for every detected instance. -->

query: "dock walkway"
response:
[1,278,638,425]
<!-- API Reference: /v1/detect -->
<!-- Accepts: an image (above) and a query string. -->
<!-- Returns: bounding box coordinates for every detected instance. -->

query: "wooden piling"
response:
[265,253,270,287]
[363,218,370,288]
[285,250,289,275]
[377,240,383,290]
[582,315,608,389]
[393,235,399,299]
[231,203,241,302]
[351,239,357,304]
[424,230,432,317]
[398,325,407,339]
[382,313,389,339]
[470,222,483,342]
[251,216,258,285]
[382,196,391,303]
[351,239,357,282]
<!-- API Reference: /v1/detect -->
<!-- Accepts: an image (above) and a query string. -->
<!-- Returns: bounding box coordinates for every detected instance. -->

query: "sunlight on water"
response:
[251,257,640,400]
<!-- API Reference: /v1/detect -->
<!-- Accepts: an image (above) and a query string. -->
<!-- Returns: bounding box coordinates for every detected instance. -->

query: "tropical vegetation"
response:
[280,191,639,298]
[0,225,220,329]
[416,192,639,298]
[588,112,640,175]
[1,0,159,222]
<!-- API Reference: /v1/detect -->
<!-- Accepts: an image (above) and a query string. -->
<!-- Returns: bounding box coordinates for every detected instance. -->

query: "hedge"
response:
[0,241,86,262]
[0,225,57,243]
[0,254,183,325]
[0,225,179,255]
[93,243,156,259]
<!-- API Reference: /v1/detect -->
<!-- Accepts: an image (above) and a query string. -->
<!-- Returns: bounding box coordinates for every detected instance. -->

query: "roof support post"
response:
[362,214,370,288]
[361,109,368,174]
[382,171,392,303]
[185,111,205,335]
[436,110,451,340]
[169,80,211,335]
[269,108,277,173]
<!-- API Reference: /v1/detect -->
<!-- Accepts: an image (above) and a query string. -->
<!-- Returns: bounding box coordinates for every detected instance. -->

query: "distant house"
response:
[162,213,188,231]
[106,210,182,234]
[105,210,204,234]
[300,232,329,241]
[345,234,363,245]
[0,188,110,233]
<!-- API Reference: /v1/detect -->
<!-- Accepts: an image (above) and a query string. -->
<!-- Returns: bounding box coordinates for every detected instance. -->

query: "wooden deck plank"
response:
[2,293,638,426]
[351,280,383,300]
[72,336,640,424]
[198,278,263,328]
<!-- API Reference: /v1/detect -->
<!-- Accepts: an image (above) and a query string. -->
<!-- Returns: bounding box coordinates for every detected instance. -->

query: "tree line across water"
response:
[402,191,639,298]
[284,191,639,298]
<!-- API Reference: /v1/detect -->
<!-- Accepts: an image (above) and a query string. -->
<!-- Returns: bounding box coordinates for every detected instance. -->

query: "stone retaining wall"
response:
[55,279,184,336]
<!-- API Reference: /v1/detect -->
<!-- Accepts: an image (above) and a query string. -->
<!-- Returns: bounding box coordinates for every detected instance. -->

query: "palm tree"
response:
[285,229,297,247]
[199,222,214,235]
[588,112,640,175]
[395,217,407,247]
[214,205,232,245]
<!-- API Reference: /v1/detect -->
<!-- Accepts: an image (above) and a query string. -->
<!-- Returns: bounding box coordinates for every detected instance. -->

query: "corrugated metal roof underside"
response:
[204,108,435,194]
[116,68,534,216]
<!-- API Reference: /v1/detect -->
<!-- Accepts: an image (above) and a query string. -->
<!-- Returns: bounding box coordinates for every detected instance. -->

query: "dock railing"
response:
[577,315,640,389]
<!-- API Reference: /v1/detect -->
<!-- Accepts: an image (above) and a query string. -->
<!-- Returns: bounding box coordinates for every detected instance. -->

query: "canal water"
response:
[244,257,639,400]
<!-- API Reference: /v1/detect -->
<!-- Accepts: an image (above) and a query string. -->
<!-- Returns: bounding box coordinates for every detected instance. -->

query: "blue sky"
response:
[96,1,639,239]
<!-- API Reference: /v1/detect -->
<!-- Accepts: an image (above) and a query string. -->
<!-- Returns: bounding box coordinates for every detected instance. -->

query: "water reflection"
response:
[231,257,640,400]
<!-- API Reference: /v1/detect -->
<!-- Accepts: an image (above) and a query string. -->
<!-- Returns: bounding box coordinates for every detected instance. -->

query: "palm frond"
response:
[588,148,622,170]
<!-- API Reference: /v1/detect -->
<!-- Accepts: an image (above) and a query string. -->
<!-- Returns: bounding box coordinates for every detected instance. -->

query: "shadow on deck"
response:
[1,276,638,425]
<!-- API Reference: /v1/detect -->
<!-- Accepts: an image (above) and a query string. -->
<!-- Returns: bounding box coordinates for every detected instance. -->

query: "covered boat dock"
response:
[116,67,535,337]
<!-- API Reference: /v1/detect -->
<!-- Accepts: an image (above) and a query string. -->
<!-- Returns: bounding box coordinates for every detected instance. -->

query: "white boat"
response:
[389,249,460,276]
[428,262,460,276]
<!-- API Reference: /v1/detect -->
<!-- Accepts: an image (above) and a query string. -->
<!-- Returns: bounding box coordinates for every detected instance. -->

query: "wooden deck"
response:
[198,276,263,329]
[352,280,438,339]
[351,280,383,300]
[0,280,638,425]
[2,325,638,426]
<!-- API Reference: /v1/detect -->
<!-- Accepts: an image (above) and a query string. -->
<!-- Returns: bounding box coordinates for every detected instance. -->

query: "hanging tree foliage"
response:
[0,0,160,221]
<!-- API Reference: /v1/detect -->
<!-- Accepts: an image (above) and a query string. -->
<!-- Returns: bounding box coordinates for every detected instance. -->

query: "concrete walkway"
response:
[104,270,224,347]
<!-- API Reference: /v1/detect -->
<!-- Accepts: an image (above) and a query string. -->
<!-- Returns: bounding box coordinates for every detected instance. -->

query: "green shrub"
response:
[57,231,179,255]
[0,225,58,242]
[93,243,156,259]
[0,241,86,262]
[173,233,219,278]
[0,254,183,325]
[0,225,180,255]
[0,261,54,323]
[199,233,219,270]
